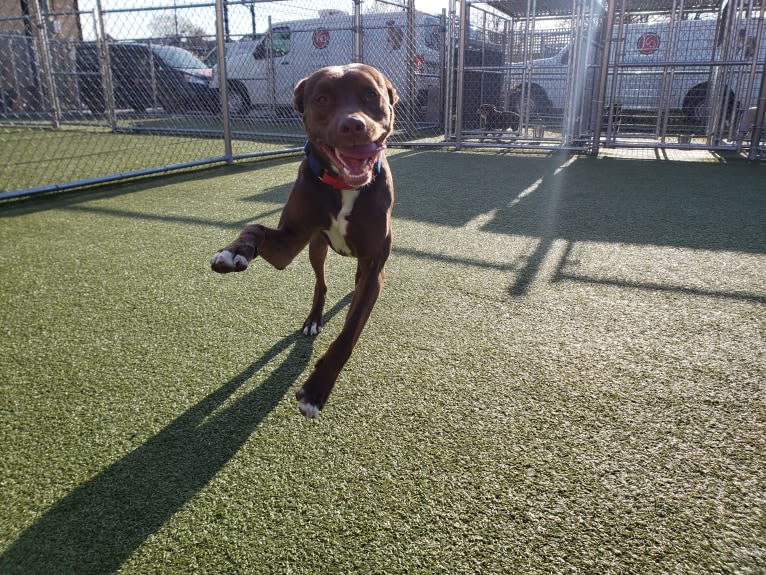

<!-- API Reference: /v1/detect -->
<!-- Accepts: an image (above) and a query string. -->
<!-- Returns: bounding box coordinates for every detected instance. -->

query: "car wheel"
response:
[227,83,250,116]
[80,80,105,114]
[510,85,552,120]
[683,85,708,125]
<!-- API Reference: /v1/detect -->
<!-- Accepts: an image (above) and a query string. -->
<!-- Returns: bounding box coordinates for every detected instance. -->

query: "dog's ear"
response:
[293,77,306,114]
[385,77,399,107]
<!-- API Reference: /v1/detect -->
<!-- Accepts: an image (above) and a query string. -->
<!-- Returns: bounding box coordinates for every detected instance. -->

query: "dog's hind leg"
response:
[302,234,329,336]
[296,242,390,417]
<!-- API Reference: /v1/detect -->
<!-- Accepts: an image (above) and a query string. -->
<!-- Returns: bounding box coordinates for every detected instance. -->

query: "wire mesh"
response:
[603,0,766,147]
[459,0,766,153]
[452,0,604,149]
[0,0,446,198]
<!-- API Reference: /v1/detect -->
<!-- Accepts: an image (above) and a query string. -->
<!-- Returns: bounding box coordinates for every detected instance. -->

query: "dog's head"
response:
[477,103,497,119]
[293,64,398,188]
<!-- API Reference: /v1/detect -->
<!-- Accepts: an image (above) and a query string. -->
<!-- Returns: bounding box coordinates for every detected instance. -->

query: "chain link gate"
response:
[0,0,446,199]
[448,0,766,156]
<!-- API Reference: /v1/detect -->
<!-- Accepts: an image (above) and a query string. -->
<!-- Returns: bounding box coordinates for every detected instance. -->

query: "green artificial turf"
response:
[1,150,764,574]
[0,125,283,193]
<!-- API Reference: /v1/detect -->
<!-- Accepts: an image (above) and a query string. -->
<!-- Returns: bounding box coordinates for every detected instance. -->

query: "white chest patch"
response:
[324,188,360,256]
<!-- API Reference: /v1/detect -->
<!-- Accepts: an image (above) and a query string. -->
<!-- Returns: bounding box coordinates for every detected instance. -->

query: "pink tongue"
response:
[337,143,382,160]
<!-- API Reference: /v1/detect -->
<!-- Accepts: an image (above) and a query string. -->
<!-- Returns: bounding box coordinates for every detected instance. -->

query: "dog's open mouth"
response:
[320,141,385,188]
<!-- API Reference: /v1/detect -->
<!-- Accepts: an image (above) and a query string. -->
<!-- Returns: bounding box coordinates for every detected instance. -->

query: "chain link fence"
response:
[0,0,446,198]
[2,0,765,197]
[452,0,766,155]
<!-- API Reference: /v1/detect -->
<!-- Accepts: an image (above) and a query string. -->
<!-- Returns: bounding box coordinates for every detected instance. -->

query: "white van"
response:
[507,17,766,124]
[212,10,443,116]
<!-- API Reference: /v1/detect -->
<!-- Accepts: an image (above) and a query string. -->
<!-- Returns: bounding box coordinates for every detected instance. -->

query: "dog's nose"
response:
[339,115,366,135]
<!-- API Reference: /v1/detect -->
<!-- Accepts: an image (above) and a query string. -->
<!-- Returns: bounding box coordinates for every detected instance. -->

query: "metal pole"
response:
[455,0,468,149]
[248,1,256,38]
[407,0,416,130]
[440,8,447,130]
[657,0,682,142]
[353,0,363,63]
[215,0,233,161]
[29,0,61,128]
[746,57,766,159]
[444,0,456,139]
[519,0,536,135]
[95,0,117,130]
[589,0,617,155]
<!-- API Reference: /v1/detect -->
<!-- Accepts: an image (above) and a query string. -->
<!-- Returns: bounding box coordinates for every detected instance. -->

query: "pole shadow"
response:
[0,294,351,575]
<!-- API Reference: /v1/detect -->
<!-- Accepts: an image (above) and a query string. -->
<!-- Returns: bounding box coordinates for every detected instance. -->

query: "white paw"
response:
[298,400,320,419]
[302,322,322,337]
[210,250,248,273]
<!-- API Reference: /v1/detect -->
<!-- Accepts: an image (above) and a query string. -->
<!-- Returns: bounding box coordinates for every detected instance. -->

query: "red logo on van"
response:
[637,32,660,55]
[312,29,330,50]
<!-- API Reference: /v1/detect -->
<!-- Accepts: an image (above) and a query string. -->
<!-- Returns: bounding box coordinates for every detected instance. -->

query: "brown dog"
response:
[211,64,398,418]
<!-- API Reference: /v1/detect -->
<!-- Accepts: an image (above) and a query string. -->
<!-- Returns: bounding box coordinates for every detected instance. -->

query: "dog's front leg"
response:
[296,252,388,418]
[211,222,315,273]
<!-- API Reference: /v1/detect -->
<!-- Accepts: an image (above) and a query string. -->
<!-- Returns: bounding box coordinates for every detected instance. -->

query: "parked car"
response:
[76,42,217,114]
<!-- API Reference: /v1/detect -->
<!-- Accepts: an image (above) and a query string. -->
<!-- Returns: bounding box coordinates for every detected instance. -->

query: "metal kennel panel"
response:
[593,0,766,153]
[450,0,604,150]
[449,0,765,155]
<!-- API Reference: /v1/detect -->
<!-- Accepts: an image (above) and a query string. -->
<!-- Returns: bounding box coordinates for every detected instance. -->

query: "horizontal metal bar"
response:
[0,148,302,201]
[100,1,217,15]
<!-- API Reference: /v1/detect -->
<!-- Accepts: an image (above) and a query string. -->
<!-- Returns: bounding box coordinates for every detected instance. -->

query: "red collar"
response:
[319,171,358,190]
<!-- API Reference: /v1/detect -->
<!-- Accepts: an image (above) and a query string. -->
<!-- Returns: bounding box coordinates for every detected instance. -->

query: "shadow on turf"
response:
[391,152,766,255]
[0,294,351,575]
[6,150,764,302]
[390,152,766,299]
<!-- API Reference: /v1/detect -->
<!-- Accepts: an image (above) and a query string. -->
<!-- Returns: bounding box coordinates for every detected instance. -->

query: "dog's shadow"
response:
[0,294,352,575]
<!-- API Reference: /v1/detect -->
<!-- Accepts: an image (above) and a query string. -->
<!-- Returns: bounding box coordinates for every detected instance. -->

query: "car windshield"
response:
[151,45,207,70]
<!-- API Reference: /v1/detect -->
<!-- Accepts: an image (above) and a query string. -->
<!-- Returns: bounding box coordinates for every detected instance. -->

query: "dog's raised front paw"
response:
[210,250,249,273]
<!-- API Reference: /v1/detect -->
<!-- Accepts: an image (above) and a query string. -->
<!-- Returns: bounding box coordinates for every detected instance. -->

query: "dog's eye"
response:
[364,89,380,101]
[315,95,329,106]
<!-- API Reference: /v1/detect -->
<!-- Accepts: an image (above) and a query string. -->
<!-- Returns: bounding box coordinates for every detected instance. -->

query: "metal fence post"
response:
[353,0,363,63]
[440,8,447,132]
[215,0,233,162]
[443,0,456,140]
[29,0,61,128]
[407,0,416,130]
[455,0,468,149]
[95,0,117,130]
[589,0,617,155]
